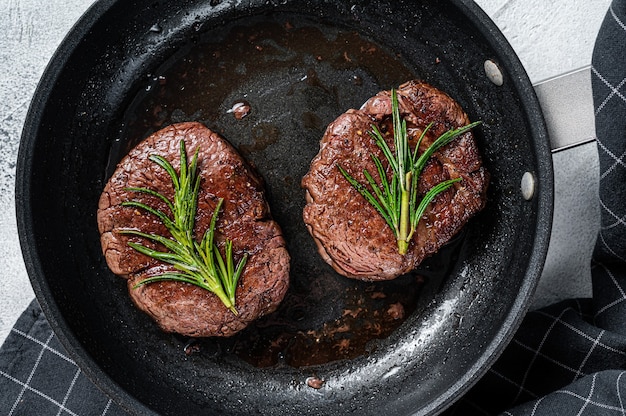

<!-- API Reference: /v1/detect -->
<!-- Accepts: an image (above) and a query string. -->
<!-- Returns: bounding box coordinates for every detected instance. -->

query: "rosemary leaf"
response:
[337,88,481,255]
[134,274,207,289]
[122,200,175,231]
[124,187,174,213]
[119,139,247,315]
[407,177,462,243]
[370,125,398,174]
[414,121,482,177]
[337,164,396,233]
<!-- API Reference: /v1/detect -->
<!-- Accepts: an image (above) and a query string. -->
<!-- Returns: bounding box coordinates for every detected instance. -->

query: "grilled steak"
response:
[301,81,489,281]
[98,122,290,337]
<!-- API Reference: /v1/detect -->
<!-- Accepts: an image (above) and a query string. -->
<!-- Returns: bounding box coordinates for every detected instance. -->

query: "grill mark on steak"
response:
[97,122,290,337]
[301,80,489,281]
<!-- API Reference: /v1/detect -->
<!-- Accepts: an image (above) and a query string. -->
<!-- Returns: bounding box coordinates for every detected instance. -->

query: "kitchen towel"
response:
[2,0,625,415]
[0,300,126,415]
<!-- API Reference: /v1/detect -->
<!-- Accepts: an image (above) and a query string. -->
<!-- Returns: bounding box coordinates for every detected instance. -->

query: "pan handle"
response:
[533,66,597,153]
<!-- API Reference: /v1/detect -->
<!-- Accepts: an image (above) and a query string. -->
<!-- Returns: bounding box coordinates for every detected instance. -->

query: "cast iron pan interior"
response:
[16,0,552,414]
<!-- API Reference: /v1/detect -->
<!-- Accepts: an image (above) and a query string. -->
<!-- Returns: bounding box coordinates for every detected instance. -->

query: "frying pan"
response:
[15,0,552,414]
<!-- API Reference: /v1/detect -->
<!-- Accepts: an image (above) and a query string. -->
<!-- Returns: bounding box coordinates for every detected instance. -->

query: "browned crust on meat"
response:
[98,122,290,337]
[301,80,489,281]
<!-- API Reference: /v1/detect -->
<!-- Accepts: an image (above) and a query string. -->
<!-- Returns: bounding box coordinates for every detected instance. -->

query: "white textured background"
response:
[0,0,613,345]
[476,0,611,83]
[0,0,99,346]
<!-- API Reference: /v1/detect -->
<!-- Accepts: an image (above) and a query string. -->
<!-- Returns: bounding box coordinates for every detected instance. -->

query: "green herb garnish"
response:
[338,89,480,255]
[119,139,248,315]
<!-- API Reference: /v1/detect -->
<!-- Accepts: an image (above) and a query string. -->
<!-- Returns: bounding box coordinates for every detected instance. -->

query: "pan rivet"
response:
[484,60,503,86]
[521,172,536,200]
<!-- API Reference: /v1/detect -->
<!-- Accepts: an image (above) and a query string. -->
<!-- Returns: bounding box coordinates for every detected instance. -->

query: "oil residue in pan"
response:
[119,14,459,368]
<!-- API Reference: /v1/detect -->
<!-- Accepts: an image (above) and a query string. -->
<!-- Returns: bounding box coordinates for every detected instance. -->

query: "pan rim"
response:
[15,1,156,414]
[15,0,553,415]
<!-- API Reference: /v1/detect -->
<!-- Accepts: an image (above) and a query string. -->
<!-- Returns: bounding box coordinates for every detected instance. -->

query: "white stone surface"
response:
[475,0,612,83]
[0,0,97,346]
[536,143,600,308]
[0,0,614,345]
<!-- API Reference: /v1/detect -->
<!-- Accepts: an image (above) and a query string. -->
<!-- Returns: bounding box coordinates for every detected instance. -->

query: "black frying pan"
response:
[16,0,552,414]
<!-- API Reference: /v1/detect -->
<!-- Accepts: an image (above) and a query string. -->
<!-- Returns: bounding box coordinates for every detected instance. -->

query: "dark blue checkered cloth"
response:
[0,301,126,415]
[2,1,625,415]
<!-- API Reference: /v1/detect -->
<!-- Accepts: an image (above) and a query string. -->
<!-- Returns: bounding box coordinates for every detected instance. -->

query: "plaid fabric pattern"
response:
[0,302,126,416]
[2,1,625,415]
[591,0,626,335]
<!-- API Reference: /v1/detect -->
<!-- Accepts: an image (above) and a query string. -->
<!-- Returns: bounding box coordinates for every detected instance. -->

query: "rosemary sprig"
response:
[119,139,248,315]
[338,88,481,255]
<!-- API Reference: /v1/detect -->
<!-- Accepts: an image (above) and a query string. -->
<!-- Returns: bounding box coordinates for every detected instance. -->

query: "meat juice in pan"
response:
[113,15,470,367]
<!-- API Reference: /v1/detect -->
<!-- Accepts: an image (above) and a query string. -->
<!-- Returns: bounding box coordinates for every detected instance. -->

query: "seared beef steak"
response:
[98,122,290,337]
[301,81,488,281]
